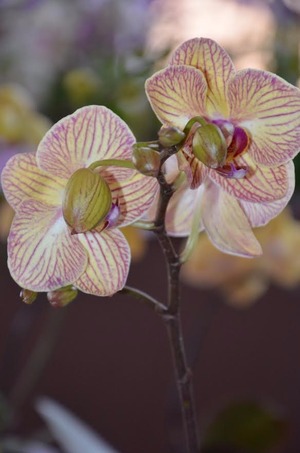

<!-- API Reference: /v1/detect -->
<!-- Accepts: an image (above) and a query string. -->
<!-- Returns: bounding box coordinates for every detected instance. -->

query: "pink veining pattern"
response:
[2,106,157,294]
[145,37,300,256]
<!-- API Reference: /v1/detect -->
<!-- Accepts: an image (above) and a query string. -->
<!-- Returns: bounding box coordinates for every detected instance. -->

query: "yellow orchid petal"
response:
[145,65,207,129]
[75,229,130,296]
[201,181,262,257]
[239,161,295,227]
[8,200,88,292]
[209,153,290,203]
[166,185,205,237]
[170,37,235,117]
[37,105,136,179]
[229,68,300,165]
[1,152,66,210]
[110,171,158,227]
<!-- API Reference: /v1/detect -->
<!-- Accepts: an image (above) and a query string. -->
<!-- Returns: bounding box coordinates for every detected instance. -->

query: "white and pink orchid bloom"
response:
[145,37,300,257]
[1,105,156,296]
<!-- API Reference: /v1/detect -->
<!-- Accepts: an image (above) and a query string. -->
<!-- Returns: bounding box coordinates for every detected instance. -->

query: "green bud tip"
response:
[192,123,227,169]
[158,126,186,147]
[20,288,37,305]
[132,145,161,177]
[62,168,112,234]
[47,285,78,308]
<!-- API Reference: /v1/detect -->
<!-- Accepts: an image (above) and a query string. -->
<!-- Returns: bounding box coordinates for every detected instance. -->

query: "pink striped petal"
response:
[8,200,88,291]
[145,65,207,128]
[209,153,289,203]
[229,69,300,165]
[201,181,262,257]
[37,106,136,179]
[1,153,66,210]
[76,229,130,296]
[166,184,205,236]
[239,161,295,227]
[177,152,208,189]
[170,37,235,117]
[109,171,159,227]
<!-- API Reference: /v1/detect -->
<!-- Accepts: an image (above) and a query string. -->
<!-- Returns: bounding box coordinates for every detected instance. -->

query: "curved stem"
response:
[131,220,155,230]
[120,285,167,313]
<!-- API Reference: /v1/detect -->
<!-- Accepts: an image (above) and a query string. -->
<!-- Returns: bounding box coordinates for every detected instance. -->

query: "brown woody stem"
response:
[153,148,200,453]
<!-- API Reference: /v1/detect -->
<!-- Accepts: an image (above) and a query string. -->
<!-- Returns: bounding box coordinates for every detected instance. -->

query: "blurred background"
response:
[0,0,300,452]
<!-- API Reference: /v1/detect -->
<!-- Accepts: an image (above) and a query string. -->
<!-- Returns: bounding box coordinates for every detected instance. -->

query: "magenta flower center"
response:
[211,120,250,179]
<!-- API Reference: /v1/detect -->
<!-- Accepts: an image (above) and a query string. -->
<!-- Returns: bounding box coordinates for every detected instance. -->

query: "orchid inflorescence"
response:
[3,37,300,299]
[2,36,300,451]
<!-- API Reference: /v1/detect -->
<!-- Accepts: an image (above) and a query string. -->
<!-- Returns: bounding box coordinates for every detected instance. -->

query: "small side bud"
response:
[20,288,37,305]
[47,285,78,308]
[158,126,186,147]
[192,124,227,169]
[62,168,112,234]
[132,145,161,177]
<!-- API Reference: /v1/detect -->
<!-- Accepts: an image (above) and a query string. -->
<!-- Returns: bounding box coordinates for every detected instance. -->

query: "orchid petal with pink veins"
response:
[229,69,300,166]
[210,153,289,203]
[1,153,66,210]
[239,161,295,228]
[109,171,158,227]
[145,65,207,129]
[37,106,136,180]
[165,184,205,236]
[201,181,262,257]
[182,152,208,189]
[170,37,235,117]
[8,200,88,292]
[75,229,130,296]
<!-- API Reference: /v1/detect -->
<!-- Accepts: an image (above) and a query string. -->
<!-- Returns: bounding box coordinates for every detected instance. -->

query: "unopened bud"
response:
[192,124,227,169]
[132,145,161,177]
[62,168,112,234]
[20,288,37,305]
[158,126,186,147]
[47,285,78,308]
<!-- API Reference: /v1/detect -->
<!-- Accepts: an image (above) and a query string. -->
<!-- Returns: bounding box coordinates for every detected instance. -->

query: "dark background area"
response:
[1,237,300,453]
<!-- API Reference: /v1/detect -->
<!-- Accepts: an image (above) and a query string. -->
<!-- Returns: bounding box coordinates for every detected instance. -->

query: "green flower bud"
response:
[47,285,78,308]
[158,126,186,147]
[192,123,227,168]
[62,168,112,234]
[132,145,161,177]
[20,288,37,305]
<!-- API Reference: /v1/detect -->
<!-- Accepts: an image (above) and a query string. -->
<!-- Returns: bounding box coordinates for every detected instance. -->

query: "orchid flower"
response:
[145,37,300,257]
[1,105,156,296]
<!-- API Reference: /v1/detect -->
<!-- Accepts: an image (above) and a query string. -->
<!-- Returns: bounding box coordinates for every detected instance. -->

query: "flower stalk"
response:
[153,147,200,453]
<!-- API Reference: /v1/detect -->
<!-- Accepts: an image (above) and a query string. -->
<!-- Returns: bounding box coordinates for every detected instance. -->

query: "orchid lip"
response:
[216,162,248,179]
[227,126,250,158]
[99,201,121,232]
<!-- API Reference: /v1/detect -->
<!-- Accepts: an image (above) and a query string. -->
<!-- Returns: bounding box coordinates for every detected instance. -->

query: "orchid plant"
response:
[2,37,300,453]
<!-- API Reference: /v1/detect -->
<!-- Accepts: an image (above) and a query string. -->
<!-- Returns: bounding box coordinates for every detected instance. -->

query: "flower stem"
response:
[153,151,200,453]
[120,285,167,312]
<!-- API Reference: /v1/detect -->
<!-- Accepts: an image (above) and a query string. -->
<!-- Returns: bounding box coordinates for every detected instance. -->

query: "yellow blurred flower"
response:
[121,226,147,262]
[63,68,101,108]
[182,208,300,308]
[0,84,51,145]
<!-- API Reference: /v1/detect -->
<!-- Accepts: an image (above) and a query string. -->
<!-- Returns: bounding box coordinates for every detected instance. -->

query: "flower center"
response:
[191,118,250,179]
[62,168,112,234]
